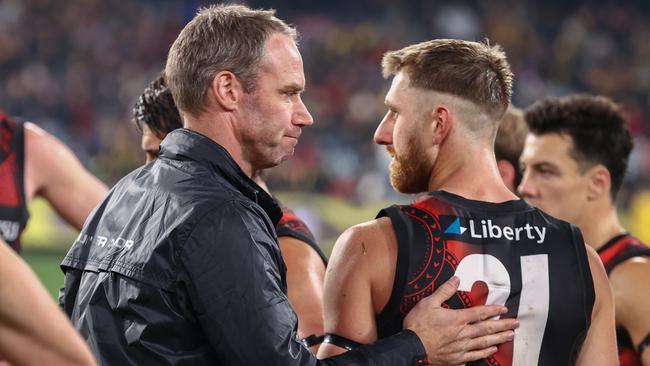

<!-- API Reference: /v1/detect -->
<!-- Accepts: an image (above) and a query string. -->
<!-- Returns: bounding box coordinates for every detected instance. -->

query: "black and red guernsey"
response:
[598,233,650,366]
[0,111,28,252]
[376,191,595,366]
[276,206,328,265]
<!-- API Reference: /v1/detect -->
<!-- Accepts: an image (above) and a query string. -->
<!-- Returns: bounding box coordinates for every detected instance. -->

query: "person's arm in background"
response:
[0,239,96,366]
[24,122,108,230]
[279,236,326,354]
[609,254,650,365]
[254,173,328,354]
[575,246,618,365]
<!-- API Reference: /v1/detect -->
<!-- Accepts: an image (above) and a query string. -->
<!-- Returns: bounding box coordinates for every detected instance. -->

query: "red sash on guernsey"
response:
[276,205,327,265]
[0,111,29,252]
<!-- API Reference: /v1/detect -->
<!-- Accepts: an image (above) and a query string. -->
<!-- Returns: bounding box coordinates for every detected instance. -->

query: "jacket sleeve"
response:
[180,201,427,366]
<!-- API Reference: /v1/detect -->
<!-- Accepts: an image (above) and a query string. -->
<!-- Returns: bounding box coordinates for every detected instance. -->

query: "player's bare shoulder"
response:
[24,121,56,150]
[23,121,107,228]
[584,245,612,297]
[608,255,650,308]
[610,255,650,282]
[330,217,397,268]
[24,122,88,195]
[23,122,59,197]
[328,217,398,312]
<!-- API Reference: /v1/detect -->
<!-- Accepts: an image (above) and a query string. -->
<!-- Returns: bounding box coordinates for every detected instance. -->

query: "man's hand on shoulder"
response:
[403,276,518,366]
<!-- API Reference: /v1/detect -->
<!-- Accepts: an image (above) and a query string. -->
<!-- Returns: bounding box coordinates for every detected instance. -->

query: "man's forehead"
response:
[522,132,577,163]
[260,33,303,69]
[385,72,413,104]
[257,35,306,90]
[525,132,573,149]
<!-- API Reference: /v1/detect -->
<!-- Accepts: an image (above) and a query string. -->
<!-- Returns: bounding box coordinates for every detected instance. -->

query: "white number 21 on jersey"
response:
[455,254,550,366]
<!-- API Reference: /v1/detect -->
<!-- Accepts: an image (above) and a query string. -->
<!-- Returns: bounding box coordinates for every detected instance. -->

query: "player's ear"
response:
[496,160,516,192]
[208,71,244,111]
[430,104,453,144]
[586,164,611,201]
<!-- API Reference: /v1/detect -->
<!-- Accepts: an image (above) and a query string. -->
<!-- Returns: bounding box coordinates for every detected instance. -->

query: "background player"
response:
[519,94,650,365]
[0,110,108,252]
[495,105,528,194]
[133,74,327,351]
[318,39,617,365]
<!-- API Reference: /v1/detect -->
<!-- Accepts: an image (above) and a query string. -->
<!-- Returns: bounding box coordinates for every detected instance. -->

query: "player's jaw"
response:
[387,142,431,194]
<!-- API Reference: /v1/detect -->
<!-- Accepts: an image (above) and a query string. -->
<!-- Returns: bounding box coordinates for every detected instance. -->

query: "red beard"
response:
[387,141,432,194]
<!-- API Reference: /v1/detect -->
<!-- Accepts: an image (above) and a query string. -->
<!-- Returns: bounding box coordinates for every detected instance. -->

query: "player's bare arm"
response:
[317,220,390,358]
[0,239,96,366]
[610,256,650,365]
[24,122,107,230]
[278,236,326,354]
[575,245,618,366]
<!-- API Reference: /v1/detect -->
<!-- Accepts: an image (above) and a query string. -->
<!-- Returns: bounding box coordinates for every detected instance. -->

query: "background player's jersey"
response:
[376,191,595,366]
[276,205,328,265]
[598,233,650,366]
[0,111,28,252]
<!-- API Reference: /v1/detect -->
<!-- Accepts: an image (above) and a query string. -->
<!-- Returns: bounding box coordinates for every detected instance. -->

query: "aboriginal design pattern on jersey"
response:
[396,202,507,366]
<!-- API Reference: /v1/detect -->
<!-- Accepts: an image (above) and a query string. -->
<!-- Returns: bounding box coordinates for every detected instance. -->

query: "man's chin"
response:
[389,174,426,194]
[279,149,295,163]
[389,163,429,194]
[264,150,294,169]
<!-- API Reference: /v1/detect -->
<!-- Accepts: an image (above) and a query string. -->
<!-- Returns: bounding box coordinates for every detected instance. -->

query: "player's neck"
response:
[428,145,517,203]
[578,205,625,250]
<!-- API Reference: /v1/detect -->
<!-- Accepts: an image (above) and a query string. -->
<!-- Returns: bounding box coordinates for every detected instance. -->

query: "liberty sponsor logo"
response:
[444,217,546,244]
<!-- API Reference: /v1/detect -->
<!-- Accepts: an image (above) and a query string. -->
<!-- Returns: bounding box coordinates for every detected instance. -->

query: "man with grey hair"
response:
[61,5,517,365]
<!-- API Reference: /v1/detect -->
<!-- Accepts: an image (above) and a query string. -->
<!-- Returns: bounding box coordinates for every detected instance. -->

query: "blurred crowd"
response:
[1,0,649,237]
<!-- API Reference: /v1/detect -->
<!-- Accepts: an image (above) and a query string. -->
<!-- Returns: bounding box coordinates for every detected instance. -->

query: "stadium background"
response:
[1,0,650,296]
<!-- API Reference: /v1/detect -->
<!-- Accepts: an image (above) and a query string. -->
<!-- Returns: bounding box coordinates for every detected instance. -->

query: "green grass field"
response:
[23,250,66,298]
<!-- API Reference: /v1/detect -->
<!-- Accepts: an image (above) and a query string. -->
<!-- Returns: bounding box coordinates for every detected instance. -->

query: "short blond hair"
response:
[495,105,528,186]
[495,105,528,163]
[165,4,296,116]
[382,39,513,119]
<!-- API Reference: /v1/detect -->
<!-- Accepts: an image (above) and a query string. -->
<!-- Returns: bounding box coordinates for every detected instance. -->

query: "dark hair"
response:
[133,73,182,138]
[382,39,513,119]
[524,94,633,198]
[495,105,528,187]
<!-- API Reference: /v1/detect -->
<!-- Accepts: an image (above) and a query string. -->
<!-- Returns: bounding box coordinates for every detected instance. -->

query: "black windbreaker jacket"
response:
[60,129,426,365]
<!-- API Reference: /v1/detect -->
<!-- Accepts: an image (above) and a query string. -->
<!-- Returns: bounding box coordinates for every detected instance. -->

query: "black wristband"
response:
[323,333,363,351]
[402,329,430,364]
[301,334,324,348]
[638,333,650,355]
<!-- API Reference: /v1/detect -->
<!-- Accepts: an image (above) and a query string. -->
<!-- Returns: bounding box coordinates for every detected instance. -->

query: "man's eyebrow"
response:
[532,161,558,170]
[280,84,304,93]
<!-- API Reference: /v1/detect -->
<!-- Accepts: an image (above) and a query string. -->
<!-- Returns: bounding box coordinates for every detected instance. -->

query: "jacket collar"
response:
[159,128,282,226]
